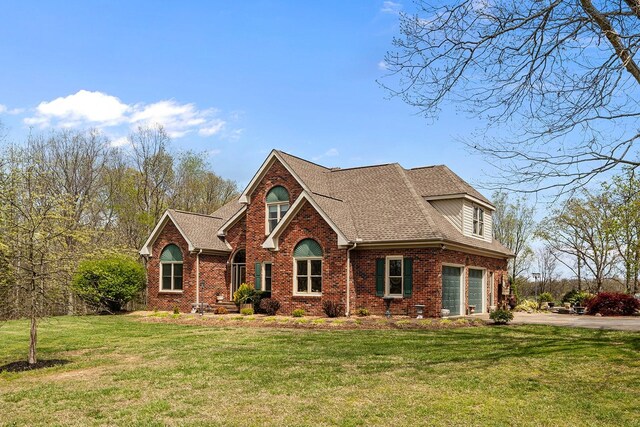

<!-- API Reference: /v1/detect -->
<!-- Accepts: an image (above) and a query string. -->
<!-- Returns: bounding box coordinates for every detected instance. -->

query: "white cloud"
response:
[25,90,130,127]
[378,60,389,71]
[23,90,231,140]
[381,1,402,14]
[0,104,6,114]
[110,136,130,148]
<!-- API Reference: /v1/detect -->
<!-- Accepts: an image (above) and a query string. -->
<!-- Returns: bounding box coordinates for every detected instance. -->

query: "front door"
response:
[442,266,462,316]
[231,250,246,296]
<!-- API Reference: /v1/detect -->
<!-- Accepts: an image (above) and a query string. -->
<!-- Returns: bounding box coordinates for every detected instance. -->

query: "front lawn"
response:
[1,315,639,426]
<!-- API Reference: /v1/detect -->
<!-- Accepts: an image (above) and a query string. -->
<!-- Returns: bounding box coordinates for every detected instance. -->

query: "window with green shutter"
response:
[403,258,413,297]
[254,262,261,290]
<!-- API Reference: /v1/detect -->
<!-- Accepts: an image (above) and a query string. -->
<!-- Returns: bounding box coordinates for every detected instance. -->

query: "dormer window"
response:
[473,206,484,236]
[266,186,289,233]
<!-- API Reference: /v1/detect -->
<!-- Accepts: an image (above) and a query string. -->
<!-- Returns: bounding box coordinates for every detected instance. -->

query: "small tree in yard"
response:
[73,254,145,312]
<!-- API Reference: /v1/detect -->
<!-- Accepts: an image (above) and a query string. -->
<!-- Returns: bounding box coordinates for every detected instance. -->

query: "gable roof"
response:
[142,150,513,258]
[140,205,238,256]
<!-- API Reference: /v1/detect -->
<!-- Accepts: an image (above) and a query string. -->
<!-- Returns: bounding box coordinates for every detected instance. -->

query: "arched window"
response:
[160,244,183,291]
[293,239,322,295]
[266,186,289,233]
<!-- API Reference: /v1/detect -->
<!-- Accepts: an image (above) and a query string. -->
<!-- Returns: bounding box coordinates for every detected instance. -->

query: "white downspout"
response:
[346,242,357,317]
[196,249,203,306]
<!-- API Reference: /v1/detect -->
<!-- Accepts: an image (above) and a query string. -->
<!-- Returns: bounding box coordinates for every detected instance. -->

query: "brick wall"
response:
[352,248,508,317]
[147,219,228,312]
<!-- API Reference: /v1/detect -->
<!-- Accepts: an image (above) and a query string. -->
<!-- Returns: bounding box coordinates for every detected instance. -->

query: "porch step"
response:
[214,301,240,313]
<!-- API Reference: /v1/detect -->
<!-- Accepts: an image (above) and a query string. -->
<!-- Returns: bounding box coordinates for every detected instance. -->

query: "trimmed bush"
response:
[322,300,344,318]
[355,308,370,317]
[73,254,145,312]
[259,298,281,316]
[292,309,305,318]
[490,309,514,324]
[240,307,254,316]
[562,290,595,306]
[586,292,640,316]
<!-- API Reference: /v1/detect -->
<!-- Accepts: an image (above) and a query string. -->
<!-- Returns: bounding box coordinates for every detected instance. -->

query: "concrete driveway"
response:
[476,312,640,332]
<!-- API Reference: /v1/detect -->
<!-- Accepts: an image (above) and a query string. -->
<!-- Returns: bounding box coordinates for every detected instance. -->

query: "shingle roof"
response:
[167,209,230,252]
[406,165,493,206]
[164,150,512,257]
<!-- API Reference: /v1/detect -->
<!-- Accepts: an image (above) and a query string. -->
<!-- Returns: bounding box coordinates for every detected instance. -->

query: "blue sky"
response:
[0,0,487,189]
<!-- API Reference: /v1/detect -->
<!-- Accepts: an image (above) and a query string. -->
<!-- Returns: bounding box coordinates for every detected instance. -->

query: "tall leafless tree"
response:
[383,0,640,194]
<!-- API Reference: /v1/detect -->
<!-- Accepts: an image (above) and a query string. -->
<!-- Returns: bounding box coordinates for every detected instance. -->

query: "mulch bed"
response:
[134,312,486,331]
[0,359,70,373]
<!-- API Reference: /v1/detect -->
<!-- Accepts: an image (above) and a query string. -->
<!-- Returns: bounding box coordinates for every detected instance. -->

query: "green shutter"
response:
[293,239,323,257]
[254,262,262,290]
[375,258,385,297]
[403,258,413,297]
[160,244,182,261]
[266,186,289,202]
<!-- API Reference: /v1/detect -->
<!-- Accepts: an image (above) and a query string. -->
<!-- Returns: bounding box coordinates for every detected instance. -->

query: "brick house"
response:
[140,150,513,317]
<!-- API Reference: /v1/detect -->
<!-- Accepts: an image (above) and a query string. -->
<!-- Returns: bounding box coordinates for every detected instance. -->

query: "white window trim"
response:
[293,257,322,296]
[467,266,487,314]
[262,262,272,292]
[472,206,484,237]
[385,256,404,297]
[442,263,465,316]
[159,261,183,293]
[265,201,290,235]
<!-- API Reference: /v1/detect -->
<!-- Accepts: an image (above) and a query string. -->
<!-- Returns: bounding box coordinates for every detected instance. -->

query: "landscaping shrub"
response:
[240,307,254,316]
[292,309,305,317]
[490,309,514,324]
[514,299,538,313]
[173,305,180,315]
[72,254,145,312]
[322,300,344,318]
[233,283,258,305]
[562,290,595,306]
[355,308,370,317]
[259,298,281,315]
[586,292,640,316]
[214,306,228,315]
[538,292,554,304]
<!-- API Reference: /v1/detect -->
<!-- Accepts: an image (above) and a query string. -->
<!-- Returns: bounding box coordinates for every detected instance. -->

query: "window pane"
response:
[310,260,321,276]
[174,275,183,290]
[162,264,171,278]
[265,277,271,292]
[311,276,322,293]
[479,223,484,236]
[479,209,484,221]
[297,277,308,293]
[173,264,183,277]
[269,219,278,232]
[389,277,402,294]
[268,205,278,218]
[162,276,172,290]
[280,204,289,217]
[264,263,272,278]
[389,259,402,276]
[297,260,307,276]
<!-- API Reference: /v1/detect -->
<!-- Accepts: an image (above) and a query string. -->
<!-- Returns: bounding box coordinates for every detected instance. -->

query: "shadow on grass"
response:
[0,359,70,373]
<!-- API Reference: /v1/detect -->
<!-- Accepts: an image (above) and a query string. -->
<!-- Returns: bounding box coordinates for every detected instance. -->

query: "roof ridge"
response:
[394,164,443,239]
[170,209,220,219]
[275,150,331,170]
[329,162,395,172]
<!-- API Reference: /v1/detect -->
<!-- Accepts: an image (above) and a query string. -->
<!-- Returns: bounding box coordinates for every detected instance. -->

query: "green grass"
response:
[1,316,639,426]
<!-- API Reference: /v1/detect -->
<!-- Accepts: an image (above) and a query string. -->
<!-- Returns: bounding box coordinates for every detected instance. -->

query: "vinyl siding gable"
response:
[430,199,463,231]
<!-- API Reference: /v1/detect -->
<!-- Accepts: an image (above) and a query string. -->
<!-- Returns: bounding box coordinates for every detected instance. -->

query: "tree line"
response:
[0,124,239,321]
[495,169,640,299]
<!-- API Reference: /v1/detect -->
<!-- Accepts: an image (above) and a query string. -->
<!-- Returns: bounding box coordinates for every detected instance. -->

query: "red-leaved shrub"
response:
[586,292,640,316]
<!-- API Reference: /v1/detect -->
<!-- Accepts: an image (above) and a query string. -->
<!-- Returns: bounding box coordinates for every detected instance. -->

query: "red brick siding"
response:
[147,219,228,312]
[271,201,348,316]
[352,248,508,317]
